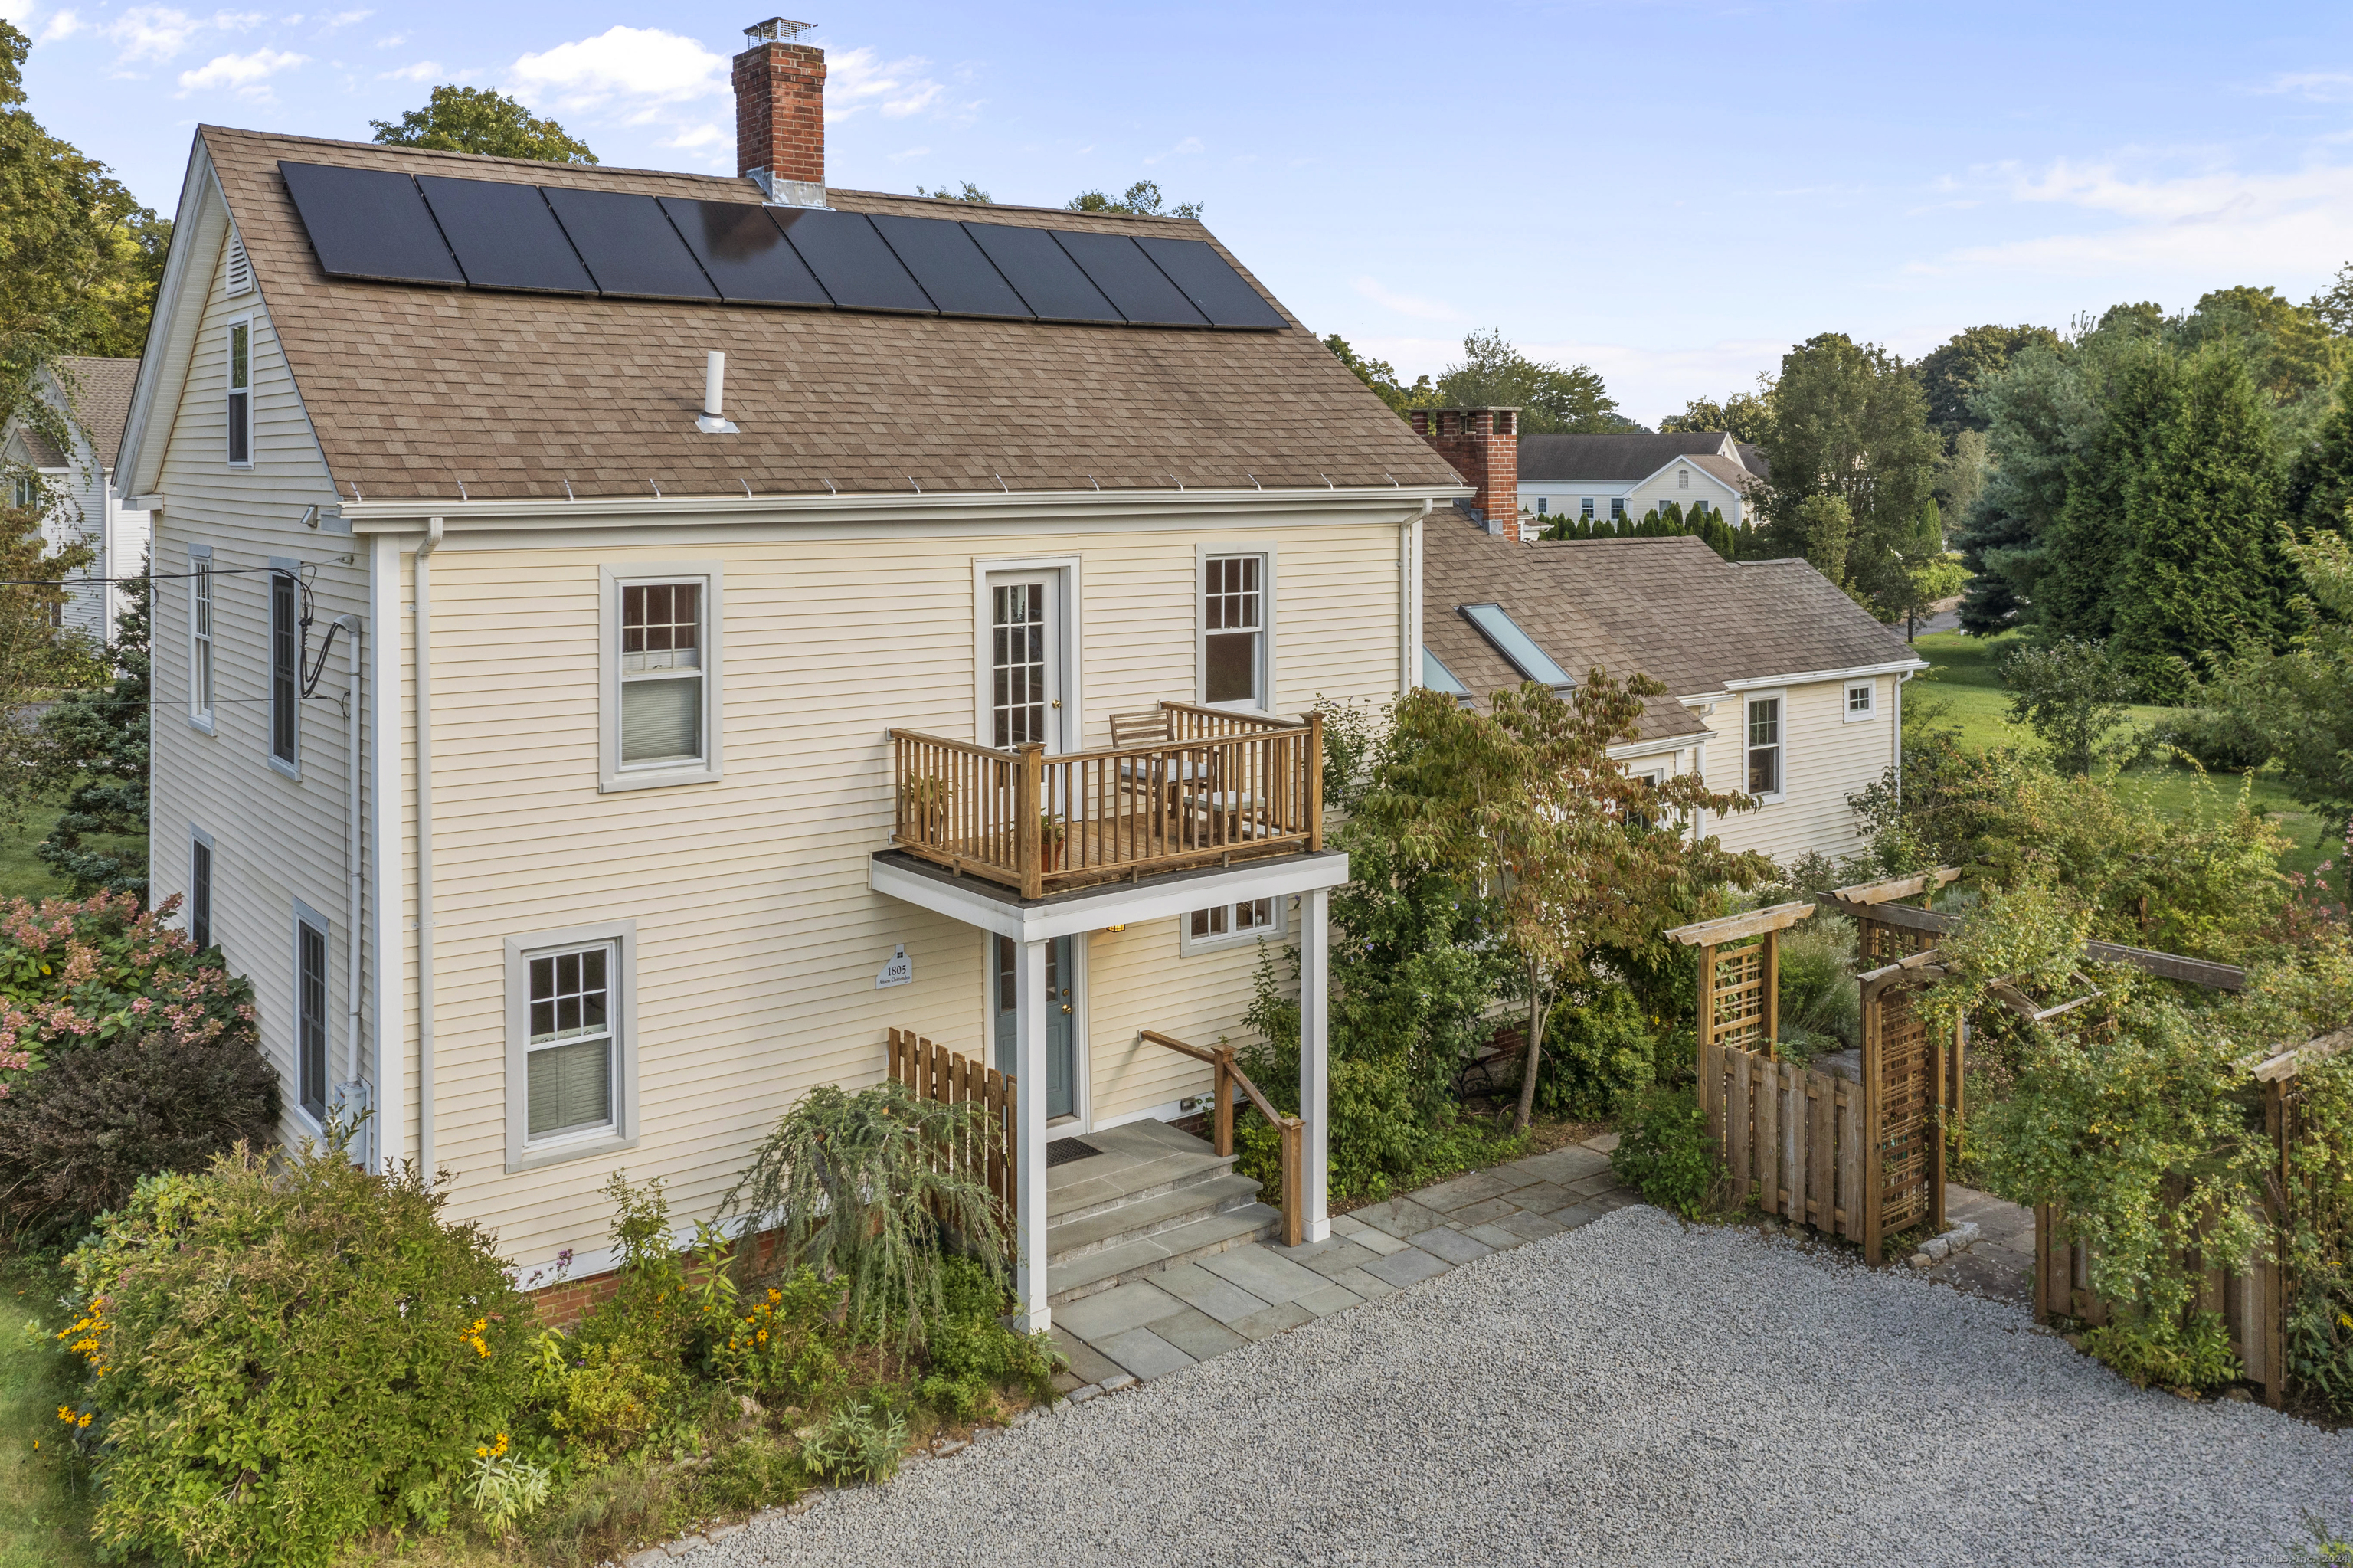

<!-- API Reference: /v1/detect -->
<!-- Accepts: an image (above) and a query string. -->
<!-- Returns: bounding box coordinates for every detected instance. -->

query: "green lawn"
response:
[0,1262,97,1568]
[1908,630,2341,896]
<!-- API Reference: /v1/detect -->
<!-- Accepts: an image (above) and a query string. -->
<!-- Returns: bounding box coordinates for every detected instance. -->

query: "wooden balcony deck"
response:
[889,702,1323,898]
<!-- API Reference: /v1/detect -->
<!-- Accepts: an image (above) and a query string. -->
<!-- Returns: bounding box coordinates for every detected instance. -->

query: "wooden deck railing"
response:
[1142,1030,1304,1247]
[889,702,1323,898]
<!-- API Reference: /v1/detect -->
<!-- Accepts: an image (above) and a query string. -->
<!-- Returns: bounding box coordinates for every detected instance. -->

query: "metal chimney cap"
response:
[744,17,816,45]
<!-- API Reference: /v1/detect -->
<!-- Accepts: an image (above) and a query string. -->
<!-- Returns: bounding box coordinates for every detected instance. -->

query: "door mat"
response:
[1046,1137,1102,1167]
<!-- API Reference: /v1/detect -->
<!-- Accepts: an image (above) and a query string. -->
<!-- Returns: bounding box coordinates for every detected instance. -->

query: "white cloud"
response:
[177,44,305,93]
[210,9,267,29]
[37,9,83,41]
[105,6,201,62]
[371,31,403,47]
[317,7,370,28]
[887,145,931,162]
[1144,135,1203,166]
[1352,276,1466,324]
[826,46,944,121]
[509,25,726,112]
[2263,71,2353,102]
[663,123,725,150]
[376,57,438,83]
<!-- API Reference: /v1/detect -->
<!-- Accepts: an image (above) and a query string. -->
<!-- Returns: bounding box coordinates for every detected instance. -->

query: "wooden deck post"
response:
[1698,943,1717,1056]
[1763,929,1780,1061]
[1016,743,1044,901]
[1860,971,1883,1265]
[1213,1046,1235,1157]
[1305,710,1324,851]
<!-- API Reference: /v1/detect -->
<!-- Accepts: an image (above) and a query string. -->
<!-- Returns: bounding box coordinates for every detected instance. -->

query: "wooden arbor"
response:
[1667,900,1819,1060]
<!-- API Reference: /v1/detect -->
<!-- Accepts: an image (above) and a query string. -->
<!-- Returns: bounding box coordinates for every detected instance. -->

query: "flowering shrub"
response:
[59,1140,531,1566]
[0,891,256,1086]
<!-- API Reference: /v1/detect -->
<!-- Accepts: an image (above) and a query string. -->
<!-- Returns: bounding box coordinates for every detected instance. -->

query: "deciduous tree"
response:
[1322,334,1427,414]
[1914,323,2062,445]
[1658,383,1775,446]
[1435,328,1634,434]
[2210,532,2353,844]
[1065,179,1199,218]
[369,85,596,163]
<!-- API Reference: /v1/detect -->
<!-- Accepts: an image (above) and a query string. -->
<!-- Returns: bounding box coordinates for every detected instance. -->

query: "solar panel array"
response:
[276,161,1288,331]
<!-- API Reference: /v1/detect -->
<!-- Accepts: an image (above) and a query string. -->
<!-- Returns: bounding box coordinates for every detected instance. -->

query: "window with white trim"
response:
[526,942,615,1141]
[1609,497,1625,520]
[269,569,297,768]
[620,581,704,765]
[1844,679,1877,721]
[8,476,32,510]
[295,904,328,1122]
[1746,696,1783,798]
[1580,497,1594,519]
[227,319,252,466]
[1628,769,1664,830]
[1202,554,1265,706]
[190,548,215,726]
[1677,468,1690,490]
[1536,497,1548,515]
[1181,896,1284,954]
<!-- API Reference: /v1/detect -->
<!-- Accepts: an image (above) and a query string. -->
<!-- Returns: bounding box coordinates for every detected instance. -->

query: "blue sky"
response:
[9,1,2353,425]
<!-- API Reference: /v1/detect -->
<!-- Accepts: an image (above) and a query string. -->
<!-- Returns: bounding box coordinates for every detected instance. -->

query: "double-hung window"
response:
[1609,497,1625,520]
[1182,896,1284,954]
[8,476,32,510]
[1746,695,1783,798]
[1580,497,1595,519]
[269,568,298,770]
[294,903,328,1122]
[1536,497,1549,516]
[226,320,252,466]
[190,548,215,727]
[603,566,722,790]
[1202,553,1267,707]
[505,921,636,1169]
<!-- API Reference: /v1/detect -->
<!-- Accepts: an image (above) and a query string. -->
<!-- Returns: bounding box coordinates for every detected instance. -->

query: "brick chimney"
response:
[734,18,826,206]
[1411,408,1519,533]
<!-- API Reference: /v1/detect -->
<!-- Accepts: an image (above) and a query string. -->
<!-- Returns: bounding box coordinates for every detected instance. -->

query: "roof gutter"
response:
[1713,656,1929,693]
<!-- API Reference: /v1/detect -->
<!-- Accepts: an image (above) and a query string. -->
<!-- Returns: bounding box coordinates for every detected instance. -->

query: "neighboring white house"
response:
[1418,504,1925,867]
[0,356,147,641]
[1517,430,1767,529]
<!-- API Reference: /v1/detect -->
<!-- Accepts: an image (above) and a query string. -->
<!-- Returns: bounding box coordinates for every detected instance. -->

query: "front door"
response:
[987,575,1062,752]
[994,934,1076,1121]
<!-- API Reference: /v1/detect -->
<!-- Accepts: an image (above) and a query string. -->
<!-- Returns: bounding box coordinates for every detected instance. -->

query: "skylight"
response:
[1458,604,1574,689]
[1421,647,1470,696]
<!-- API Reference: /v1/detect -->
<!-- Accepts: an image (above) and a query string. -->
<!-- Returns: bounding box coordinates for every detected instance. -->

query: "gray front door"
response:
[994,935,1075,1121]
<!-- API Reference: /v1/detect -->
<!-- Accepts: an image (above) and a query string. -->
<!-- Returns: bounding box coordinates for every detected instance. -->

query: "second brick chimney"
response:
[734,18,826,206]
[1411,408,1519,532]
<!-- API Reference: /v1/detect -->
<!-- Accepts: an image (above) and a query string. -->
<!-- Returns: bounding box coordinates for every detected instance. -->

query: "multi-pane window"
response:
[1609,497,1625,520]
[1536,497,1549,516]
[1746,697,1782,797]
[190,836,213,952]
[1203,555,1263,706]
[227,321,251,466]
[191,556,214,723]
[619,582,703,765]
[297,912,328,1121]
[1677,468,1690,490]
[8,476,32,510]
[1186,897,1278,950]
[1846,680,1875,719]
[270,571,297,766]
[1628,771,1664,831]
[1580,497,1595,519]
[527,944,614,1140]
[990,581,1049,748]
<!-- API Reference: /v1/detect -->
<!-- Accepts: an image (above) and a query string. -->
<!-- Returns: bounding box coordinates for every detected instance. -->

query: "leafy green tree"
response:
[1759,332,1942,618]
[1788,493,1852,587]
[916,182,991,203]
[2110,345,2299,698]
[1936,427,1991,521]
[1322,333,1427,414]
[369,85,596,163]
[1914,323,2062,445]
[1658,385,1775,445]
[1065,179,1199,218]
[0,21,170,411]
[2181,285,2342,405]
[2037,335,2181,641]
[2210,532,2353,843]
[1435,327,1633,434]
[38,575,149,898]
[1360,677,1769,1132]
[1884,499,1968,640]
[2001,637,2136,774]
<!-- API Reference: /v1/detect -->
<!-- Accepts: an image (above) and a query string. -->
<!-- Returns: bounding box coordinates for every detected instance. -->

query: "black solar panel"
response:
[1134,237,1286,330]
[1051,231,1208,327]
[278,162,463,286]
[870,215,1031,320]
[415,175,596,294]
[962,223,1122,323]
[771,209,934,314]
[657,198,832,307]
[541,187,716,302]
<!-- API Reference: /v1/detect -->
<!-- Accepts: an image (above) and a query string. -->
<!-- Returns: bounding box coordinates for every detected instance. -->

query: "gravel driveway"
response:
[684,1207,2353,1567]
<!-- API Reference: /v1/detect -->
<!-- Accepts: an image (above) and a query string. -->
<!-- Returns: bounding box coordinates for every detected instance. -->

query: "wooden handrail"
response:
[1140,1030,1304,1246]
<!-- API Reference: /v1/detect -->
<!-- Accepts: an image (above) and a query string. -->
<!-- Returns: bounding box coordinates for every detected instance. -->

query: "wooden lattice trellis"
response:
[1667,901,1818,1061]
[1857,951,1953,1259]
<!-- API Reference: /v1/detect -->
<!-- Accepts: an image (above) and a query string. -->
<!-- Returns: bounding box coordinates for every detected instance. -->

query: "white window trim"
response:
[1844,679,1878,723]
[504,919,640,1172]
[1178,895,1291,956]
[267,556,300,781]
[1195,542,1278,713]
[971,555,1082,751]
[291,897,330,1132]
[225,314,254,470]
[187,542,215,733]
[1744,689,1787,804]
[598,561,725,793]
[188,823,215,952]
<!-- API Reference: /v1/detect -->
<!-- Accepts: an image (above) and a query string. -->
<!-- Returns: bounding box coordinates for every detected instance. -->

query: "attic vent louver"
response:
[225,234,253,297]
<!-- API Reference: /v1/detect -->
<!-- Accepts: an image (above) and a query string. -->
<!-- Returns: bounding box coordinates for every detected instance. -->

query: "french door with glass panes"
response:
[987,574,1063,753]
[993,935,1078,1121]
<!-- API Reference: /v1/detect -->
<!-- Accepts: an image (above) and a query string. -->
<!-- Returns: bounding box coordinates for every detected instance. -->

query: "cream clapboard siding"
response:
[417,522,1399,1266]
[146,226,378,1149]
[1702,674,1899,866]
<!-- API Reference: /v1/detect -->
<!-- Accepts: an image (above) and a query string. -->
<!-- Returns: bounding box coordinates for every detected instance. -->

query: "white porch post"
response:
[1298,886,1331,1243]
[1013,936,1052,1331]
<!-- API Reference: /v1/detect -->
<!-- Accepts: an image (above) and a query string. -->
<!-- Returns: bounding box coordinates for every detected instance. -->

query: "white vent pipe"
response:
[698,351,739,434]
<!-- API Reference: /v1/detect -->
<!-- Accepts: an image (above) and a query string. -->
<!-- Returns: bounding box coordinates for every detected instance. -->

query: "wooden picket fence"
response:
[886,1028,1016,1226]
[1699,1040,1869,1240]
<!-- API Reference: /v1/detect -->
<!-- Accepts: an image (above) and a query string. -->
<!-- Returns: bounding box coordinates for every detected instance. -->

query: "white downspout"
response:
[414,517,443,1172]
[336,611,366,1164]
[1893,671,1909,813]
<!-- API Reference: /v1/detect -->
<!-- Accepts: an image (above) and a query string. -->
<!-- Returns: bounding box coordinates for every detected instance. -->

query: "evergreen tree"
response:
[2110,347,2298,699]
[2285,376,2353,537]
[2039,337,2181,641]
[38,574,147,899]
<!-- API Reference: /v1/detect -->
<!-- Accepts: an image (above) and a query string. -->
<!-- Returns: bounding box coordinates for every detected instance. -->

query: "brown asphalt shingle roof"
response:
[201,127,1463,502]
[54,357,139,468]
[1420,514,1924,741]
[1517,430,1740,483]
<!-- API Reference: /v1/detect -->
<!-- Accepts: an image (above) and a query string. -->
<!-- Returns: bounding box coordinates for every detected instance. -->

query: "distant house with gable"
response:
[0,355,148,640]
[1516,430,1768,529]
